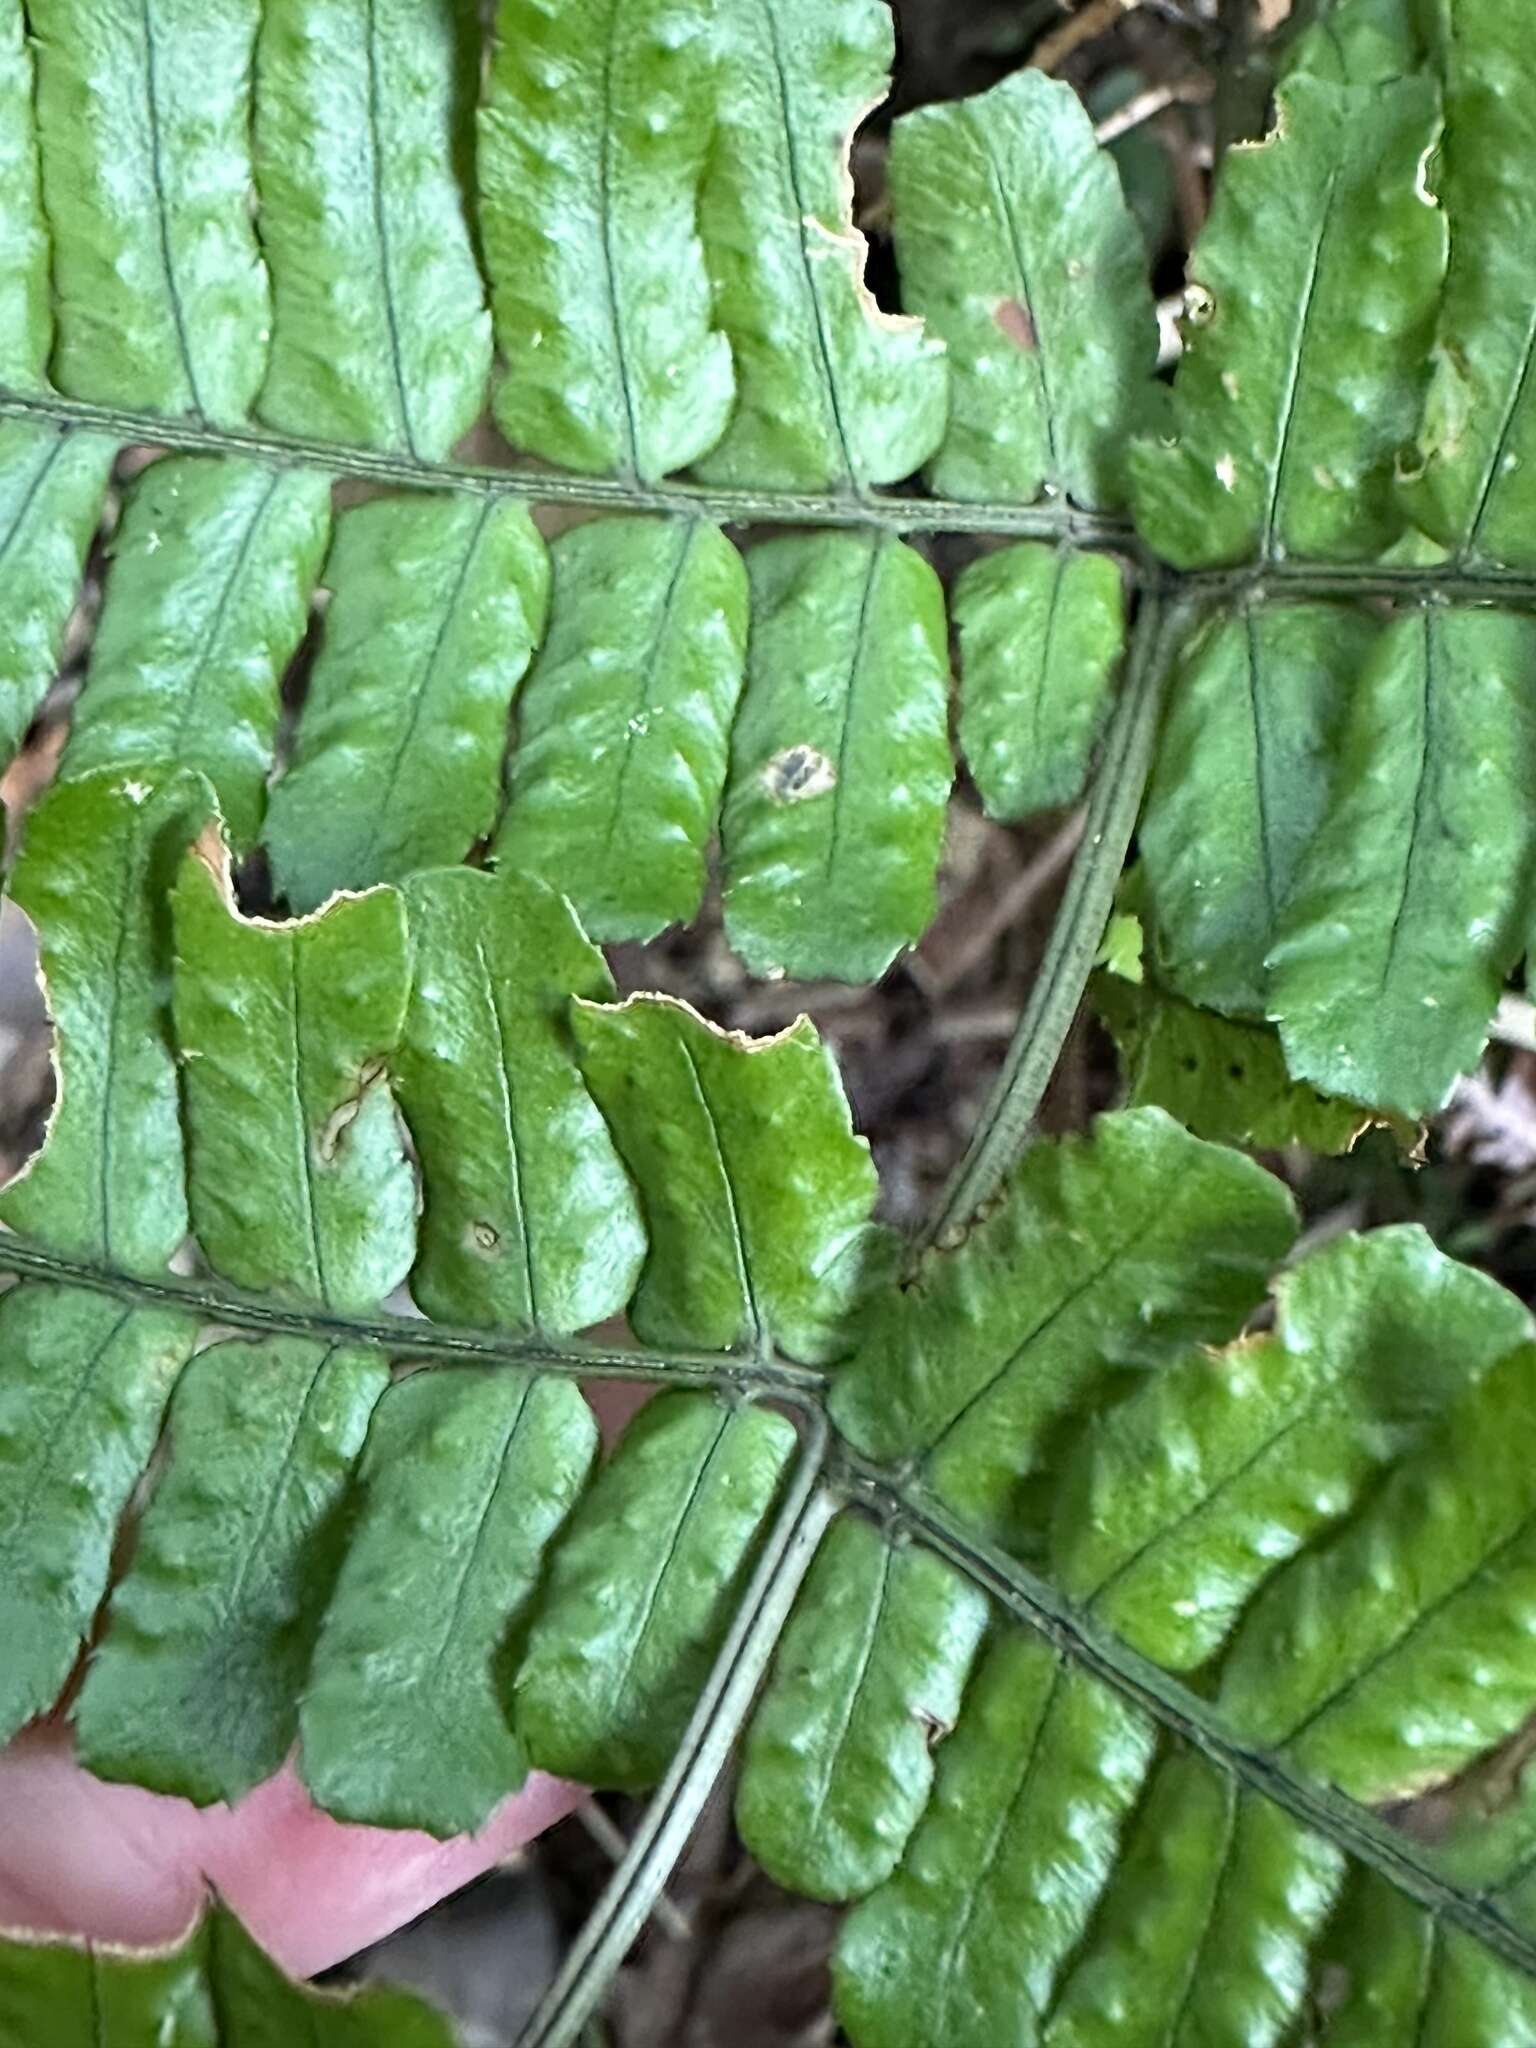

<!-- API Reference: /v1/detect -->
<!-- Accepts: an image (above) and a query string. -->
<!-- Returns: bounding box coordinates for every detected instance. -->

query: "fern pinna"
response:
[2,0,1536,2041]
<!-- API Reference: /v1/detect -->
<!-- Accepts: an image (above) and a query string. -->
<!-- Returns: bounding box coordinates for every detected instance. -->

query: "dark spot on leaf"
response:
[994,297,1036,351]
[1181,1055,1199,1074]
[1227,1063,1245,1081]
[763,745,836,804]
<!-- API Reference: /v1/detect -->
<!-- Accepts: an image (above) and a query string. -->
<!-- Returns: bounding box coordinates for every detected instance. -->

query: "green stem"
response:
[0,386,1136,546]
[0,1232,826,1399]
[915,587,1186,1257]
[517,1418,838,2048]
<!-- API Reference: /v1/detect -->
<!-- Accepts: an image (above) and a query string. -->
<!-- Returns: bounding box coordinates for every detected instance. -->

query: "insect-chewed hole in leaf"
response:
[763,746,837,804]
[317,1057,387,1164]
[1183,280,1216,326]
[0,899,56,1193]
[993,296,1037,351]
[469,1220,500,1255]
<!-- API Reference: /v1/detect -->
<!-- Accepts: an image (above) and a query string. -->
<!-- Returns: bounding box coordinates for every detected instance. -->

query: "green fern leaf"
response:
[689,0,947,492]
[73,1336,387,1806]
[171,841,417,1309]
[59,456,331,847]
[0,3,51,390]
[834,1631,1157,2048]
[0,1908,459,2044]
[1130,73,1445,567]
[302,1366,597,1833]
[0,1285,196,1743]
[720,532,952,984]
[262,493,548,909]
[1052,1226,1531,1671]
[1139,602,1373,1017]
[1401,3,1536,562]
[29,0,269,422]
[830,1108,1297,1553]
[572,991,881,1362]
[493,515,748,943]
[1092,966,1375,1154]
[395,866,644,1334]
[516,1388,795,1791]
[0,422,115,768]
[478,0,734,480]
[889,66,1156,508]
[1,770,214,1271]
[736,1513,989,1901]
[1267,606,1536,1116]
[254,0,490,457]
[953,543,1126,823]
[1220,1339,1536,1802]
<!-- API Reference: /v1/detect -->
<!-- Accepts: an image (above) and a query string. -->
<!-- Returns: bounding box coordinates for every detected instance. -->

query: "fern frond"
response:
[889,66,1157,509]
[262,495,548,906]
[57,456,331,846]
[492,515,748,943]
[0,1908,458,2043]
[1130,71,1444,566]
[720,532,952,985]
[953,542,1126,823]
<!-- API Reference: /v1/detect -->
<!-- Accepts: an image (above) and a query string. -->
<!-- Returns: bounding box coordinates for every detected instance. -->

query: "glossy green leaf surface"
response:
[572,993,880,1362]
[396,867,644,1334]
[0,1284,195,1744]
[478,0,733,480]
[2,770,213,1272]
[0,1909,459,2046]
[890,67,1155,508]
[1130,74,1446,567]
[1093,968,1372,1154]
[171,847,416,1310]
[834,1631,1155,2048]
[953,544,1125,823]
[1042,1749,1342,2048]
[691,0,946,492]
[1318,1872,1536,2046]
[254,0,491,458]
[74,1336,386,1807]
[1053,1226,1531,1671]
[0,2,51,388]
[516,1389,795,1792]
[721,533,952,984]
[302,1367,597,1835]
[61,457,331,847]
[1140,602,1373,1016]
[494,515,747,943]
[1401,2,1536,563]
[0,422,115,770]
[737,1513,989,1902]
[29,0,269,423]
[830,1108,1297,1554]
[1220,1340,1536,1802]
[1268,606,1536,1117]
[263,493,548,912]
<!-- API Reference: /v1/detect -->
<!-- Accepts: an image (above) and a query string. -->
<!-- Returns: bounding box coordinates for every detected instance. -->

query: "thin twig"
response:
[1032,0,1138,74]
[916,812,1084,999]
[1093,76,1212,144]
[574,1804,692,1941]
